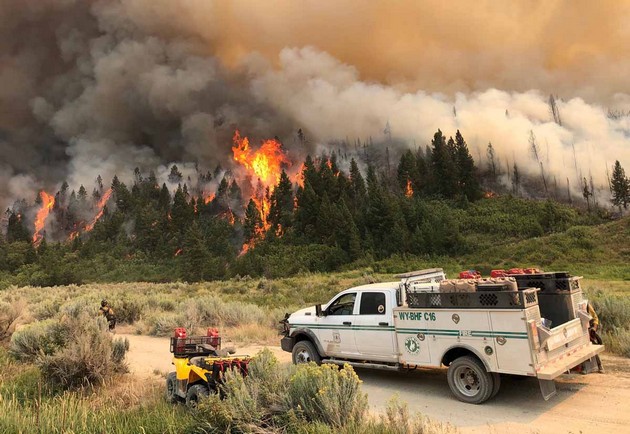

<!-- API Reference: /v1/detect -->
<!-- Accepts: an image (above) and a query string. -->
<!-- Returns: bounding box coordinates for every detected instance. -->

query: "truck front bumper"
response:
[280,336,295,353]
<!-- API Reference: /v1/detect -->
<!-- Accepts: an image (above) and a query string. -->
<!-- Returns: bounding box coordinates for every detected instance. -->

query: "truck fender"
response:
[440,344,492,372]
[290,327,326,357]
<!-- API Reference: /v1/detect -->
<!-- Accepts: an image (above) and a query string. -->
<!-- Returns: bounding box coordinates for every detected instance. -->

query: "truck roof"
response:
[348,282,399,292]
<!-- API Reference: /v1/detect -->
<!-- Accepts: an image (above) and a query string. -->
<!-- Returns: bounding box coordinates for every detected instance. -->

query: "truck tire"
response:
[292,340,321,365]
[185,384,209,408]
[447,355,494,404]
[165,372,179,403]
[490,372,501,399]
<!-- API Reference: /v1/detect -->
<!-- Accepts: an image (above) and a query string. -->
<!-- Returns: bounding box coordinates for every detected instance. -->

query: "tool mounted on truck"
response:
[281,267,604,404]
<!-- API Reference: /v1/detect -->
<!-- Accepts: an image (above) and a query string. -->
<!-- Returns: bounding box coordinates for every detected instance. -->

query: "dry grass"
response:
[225,323,280,346]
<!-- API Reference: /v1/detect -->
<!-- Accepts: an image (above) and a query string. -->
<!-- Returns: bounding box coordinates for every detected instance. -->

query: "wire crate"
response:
[170,336,221,357]
[406,288,538,310]
[511,272,581,293]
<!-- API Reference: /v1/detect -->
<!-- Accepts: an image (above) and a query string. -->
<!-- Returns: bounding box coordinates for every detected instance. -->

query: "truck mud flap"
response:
[539,379,557,401]
[281,336,295,352]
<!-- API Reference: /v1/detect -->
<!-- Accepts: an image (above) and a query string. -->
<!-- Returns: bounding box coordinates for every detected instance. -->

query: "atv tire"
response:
[186,384,209,408]
[165,372,179,404]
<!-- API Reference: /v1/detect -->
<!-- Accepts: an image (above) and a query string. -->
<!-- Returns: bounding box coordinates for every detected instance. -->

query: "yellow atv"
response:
[165,327,250,407]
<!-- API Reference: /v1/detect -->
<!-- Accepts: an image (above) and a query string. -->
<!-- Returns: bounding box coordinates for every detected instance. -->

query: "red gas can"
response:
[459,270,481,279]
[207,327,220,348]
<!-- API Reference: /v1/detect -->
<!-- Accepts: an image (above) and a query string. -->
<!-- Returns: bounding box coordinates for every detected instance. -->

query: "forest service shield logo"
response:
[404,337,420,355]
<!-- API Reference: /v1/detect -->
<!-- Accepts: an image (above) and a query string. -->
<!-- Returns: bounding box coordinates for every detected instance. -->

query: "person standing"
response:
[99,299,117,332]
[587,303,604,373]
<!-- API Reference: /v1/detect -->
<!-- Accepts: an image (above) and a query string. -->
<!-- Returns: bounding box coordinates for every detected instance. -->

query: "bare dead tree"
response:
[549,94,562,126]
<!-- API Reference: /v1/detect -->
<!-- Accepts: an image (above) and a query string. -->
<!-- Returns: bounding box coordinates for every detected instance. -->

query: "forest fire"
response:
[232,130,290,187]
[293,163,305,187]
[203,193,216,204]
[32,191,55,246]
[405,179,414,198]
[232,130,291,253]
[85,188,113,232]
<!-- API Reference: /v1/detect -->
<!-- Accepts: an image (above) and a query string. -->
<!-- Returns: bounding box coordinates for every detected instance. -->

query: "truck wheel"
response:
[490,373,501,399]
[165,372,179,404]
[292,340,321,365]
[185,384,209,408]
[447,356,494,404]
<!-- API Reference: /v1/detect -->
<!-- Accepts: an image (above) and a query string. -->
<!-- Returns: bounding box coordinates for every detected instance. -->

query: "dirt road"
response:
[120,333,630,434]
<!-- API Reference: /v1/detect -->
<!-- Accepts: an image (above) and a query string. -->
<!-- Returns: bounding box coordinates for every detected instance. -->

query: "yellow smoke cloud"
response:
[128,0,630,104]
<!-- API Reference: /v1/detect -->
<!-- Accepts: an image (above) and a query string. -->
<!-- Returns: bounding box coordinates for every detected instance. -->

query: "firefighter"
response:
[587,302,604,373]
[99,299,117,332]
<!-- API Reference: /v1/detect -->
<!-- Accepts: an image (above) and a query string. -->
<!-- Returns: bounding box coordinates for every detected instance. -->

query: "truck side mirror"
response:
[315,304,325,317]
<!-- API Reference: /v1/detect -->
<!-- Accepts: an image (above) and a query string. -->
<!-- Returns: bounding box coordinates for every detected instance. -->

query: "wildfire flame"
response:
[405,179,414,198]
[174,248,183,257]
[484,191,497,199]
[232,130,290,187]
[85,188,113,232]
[232,130,291,254]
[293,163,305,188]
[203,193,216,205]
[32,191,55,246]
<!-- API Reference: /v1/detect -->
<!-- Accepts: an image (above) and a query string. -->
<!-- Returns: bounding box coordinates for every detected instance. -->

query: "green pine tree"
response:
[269,171,294,233]
[611,160,630,211]
[454,130,482,201]
[180,221,209,282]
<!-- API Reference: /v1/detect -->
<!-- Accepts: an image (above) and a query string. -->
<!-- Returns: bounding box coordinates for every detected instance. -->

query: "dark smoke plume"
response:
[1,0,629,213]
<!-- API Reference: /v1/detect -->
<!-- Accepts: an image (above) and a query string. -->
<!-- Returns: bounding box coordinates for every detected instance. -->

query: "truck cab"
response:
[281,268,604,404]
[287,283,400,363]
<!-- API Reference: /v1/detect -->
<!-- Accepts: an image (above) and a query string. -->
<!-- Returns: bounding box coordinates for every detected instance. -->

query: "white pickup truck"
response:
[280,268,604,404]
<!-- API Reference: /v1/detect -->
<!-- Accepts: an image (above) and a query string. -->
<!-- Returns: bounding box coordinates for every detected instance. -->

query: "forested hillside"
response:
[0,129,618,287]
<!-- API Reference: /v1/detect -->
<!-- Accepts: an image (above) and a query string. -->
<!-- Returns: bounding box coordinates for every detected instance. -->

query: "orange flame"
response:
[32,191,55,246]
[204,192,216,205]
[232,130,292,254]
[293,163,305,188]
[484,191,497,198]
[239,242,251,256]
[85,188,113,232]
[253,194,271,233]
[232,130,290,187]
[174,248,183,257]
[220,209,236,225]
[405,179,414,198]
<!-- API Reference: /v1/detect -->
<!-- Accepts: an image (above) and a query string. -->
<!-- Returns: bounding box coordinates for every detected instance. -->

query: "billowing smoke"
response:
[1,0,629,213]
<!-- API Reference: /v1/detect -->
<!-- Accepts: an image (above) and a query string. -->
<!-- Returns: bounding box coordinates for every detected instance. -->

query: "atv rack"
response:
[170,336,222,358]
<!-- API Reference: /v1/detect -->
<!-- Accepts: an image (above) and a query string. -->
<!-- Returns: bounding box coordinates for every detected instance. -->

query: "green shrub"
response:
[191,350,367,433]
[10,313,128,389]
[586,289,630,357]
[37,315,129,389]
[602,328,630,358]
[287,363,367,428]
[0,299,25,341]
[9,319,67,361]
[115,298,143,324]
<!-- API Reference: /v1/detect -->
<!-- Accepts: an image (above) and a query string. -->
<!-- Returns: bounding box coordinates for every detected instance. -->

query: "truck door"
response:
[318,292,359,358]
[354,291,397,362]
